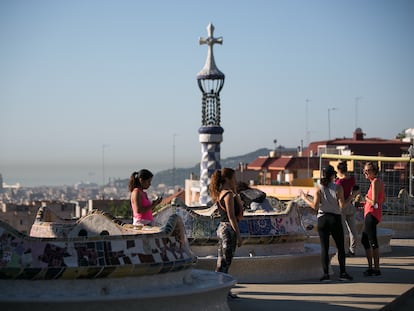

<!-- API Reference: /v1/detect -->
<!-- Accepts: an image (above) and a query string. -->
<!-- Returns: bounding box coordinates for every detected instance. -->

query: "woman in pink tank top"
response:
[128,169,162,226]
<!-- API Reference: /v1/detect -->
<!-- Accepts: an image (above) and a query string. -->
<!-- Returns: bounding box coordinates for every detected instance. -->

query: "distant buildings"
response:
[183,128,413,205]
[245,128,412,187]
[304,128,412,157]
[247,155,320,186]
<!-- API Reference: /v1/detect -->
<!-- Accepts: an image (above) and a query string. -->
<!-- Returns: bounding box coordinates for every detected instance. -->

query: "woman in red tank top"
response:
[361,162,385,276]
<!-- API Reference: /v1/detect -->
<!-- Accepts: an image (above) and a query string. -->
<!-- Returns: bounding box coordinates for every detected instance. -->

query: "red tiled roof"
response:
[268,156,293,170]
[247,156,272,170]
[247,155,327,172]
[305,138,411,157]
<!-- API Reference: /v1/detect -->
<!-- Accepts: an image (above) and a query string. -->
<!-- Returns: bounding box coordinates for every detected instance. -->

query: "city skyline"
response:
[1,0,413,186]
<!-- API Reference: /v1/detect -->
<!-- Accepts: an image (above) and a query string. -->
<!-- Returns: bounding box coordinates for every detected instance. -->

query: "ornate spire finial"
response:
[197,23,224,79]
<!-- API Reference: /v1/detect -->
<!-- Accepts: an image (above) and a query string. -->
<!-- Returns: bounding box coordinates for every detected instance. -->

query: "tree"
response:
[396,129,406,140]
[108,201,131,218]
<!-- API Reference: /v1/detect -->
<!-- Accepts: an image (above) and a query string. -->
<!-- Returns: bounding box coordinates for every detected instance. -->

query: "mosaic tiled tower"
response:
[197,23,225,205]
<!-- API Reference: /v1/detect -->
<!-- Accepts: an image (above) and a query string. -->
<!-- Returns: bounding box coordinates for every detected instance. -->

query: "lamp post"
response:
[305,98,310,145]
[409,145,414,196]
[328,107,338,140]
[172,134,177,188]
[355,97,362,129]
[102,144,108,199]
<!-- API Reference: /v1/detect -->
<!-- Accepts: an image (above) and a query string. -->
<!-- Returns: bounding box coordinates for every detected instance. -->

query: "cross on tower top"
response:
[197,23,224,80]
[199,23,223,47]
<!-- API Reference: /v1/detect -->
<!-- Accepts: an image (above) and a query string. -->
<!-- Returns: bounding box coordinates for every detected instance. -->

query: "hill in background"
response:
[152,148,272,188]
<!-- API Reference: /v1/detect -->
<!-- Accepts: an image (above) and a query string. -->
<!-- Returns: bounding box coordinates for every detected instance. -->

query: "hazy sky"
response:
[1,0,413,186]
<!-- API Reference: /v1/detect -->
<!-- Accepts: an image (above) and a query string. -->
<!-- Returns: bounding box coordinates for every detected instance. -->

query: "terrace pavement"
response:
[228,238,414,311]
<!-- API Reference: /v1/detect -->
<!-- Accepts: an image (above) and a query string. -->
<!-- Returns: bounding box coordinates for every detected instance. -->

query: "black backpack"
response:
[239,188,266,207]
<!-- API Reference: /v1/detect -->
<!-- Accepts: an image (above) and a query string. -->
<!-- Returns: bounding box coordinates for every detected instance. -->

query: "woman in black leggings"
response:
[361,161,385,276]
[301,165,354,282]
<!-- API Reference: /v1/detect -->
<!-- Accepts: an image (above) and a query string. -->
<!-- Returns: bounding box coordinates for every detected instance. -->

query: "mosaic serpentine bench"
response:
[1,211,236,311]
[155,197,308,249]
[0,213,196,280]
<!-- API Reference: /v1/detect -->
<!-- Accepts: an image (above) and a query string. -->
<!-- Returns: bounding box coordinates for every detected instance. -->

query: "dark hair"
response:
[337,161,348,173]
[365,161,379,175]
[209,168,235,201]
[128,169,154,192]
[320,165,336,187]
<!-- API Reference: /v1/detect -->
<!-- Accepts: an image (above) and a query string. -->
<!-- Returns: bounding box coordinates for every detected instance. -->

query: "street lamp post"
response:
[102,144,108,199]
[305,99,310,145]
[409,145,414,196]
[172,134,177,188]
[328,107,338,140]
[355,97,362,129]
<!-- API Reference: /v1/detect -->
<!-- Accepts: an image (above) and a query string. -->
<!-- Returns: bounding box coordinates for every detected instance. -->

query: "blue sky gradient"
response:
[1,0,413,186]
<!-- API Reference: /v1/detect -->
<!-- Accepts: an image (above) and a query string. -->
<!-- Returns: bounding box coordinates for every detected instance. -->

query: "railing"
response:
[320,154,414,217]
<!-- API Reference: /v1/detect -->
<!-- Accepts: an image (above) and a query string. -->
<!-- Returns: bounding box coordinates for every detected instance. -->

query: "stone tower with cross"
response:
[197,23,225,205]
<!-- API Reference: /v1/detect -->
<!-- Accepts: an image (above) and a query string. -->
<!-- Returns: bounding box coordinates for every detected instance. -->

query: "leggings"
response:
[361,213,379,249]
[216,222,237,273]
[318,213,346,275]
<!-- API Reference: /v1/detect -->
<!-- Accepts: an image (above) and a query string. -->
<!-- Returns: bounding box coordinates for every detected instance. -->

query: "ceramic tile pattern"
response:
[155,201,307,245]
[0,214,196,280]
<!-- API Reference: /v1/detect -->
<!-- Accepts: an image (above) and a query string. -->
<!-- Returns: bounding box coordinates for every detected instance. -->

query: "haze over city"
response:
[1,0,413,187]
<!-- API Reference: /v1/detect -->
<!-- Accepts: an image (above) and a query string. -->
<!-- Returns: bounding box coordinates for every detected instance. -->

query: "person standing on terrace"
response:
[300,165,353,282]
[209,168,243,299]
[361,161,385,276]
[336,161,359,257]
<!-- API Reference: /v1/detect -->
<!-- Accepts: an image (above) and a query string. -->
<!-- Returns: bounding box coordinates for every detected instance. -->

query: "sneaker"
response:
[346,251,355,257]
[338,272,353,281]
[227,292,239,299]
[320,274,331,282]
[363,268,374,276]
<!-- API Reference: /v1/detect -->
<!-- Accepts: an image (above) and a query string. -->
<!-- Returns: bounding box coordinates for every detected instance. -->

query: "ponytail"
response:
[128,171,139,192]
[209,170,222,201]
[320,165,336,187]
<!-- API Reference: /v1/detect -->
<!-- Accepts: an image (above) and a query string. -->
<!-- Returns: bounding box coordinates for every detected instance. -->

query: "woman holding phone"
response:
[128,169,162,226]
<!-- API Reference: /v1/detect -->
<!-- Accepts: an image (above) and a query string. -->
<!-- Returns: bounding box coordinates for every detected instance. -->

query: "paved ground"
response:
[228,239,414,311]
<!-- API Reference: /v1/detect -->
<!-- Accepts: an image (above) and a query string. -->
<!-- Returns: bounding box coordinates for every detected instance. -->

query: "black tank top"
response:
[218,191,242,222]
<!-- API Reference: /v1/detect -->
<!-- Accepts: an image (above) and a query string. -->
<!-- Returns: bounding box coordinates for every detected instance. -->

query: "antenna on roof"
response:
[355,97,362,129]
